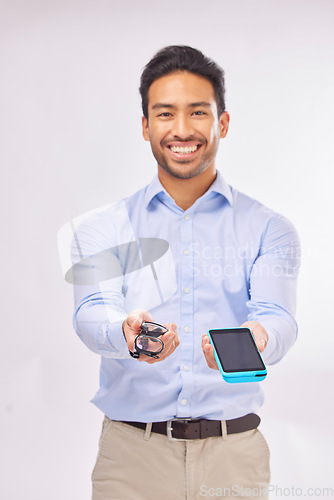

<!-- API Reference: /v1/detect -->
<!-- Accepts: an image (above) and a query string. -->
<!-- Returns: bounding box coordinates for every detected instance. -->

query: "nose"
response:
[171,114,194,139]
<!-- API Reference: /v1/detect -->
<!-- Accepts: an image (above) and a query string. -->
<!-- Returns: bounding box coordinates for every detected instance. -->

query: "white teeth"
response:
[170,145,198,154]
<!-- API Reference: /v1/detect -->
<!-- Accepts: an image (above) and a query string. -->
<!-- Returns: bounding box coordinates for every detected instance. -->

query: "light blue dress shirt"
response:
[71,171,301,422]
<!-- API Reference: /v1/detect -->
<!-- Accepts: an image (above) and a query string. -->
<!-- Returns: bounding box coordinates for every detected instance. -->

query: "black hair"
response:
[139,45,226,119]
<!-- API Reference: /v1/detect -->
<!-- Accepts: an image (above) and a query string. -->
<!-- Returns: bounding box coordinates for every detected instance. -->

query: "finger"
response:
[162,323,179,346]
[138,355,156,364]
[163,323,179,341]
[130,316,142,332]
[202,333,210,349]
[128,309,154,328]
[169,323,179,345]
[157,330,180,360]
[256,337,268,353]
[125,310,156,349]
[160,337,177,358]
[142,347,172,364]
[139,334,177,364]
[124,317,141,341]
[241,321,268,353]
[203,343,218,370]
[252,329,268,353]
[140,322,179,364]
[165,333,179,350]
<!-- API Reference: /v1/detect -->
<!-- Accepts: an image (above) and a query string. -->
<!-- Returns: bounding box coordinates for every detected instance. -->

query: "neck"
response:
[158,165,217,211]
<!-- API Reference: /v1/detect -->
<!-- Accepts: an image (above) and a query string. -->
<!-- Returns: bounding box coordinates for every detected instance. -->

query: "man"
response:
[71,46,300,499]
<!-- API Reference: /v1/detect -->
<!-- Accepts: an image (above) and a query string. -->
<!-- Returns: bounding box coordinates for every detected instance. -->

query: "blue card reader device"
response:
[207,328,267,383]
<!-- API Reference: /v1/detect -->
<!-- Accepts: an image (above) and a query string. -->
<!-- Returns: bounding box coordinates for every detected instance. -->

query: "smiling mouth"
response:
[170,145,198,154]
[167,144,202,156]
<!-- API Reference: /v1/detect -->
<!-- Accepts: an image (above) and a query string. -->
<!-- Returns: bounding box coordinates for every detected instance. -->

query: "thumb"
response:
[128,315,142,333]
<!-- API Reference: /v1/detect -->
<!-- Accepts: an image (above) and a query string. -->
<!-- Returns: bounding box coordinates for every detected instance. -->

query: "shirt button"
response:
[183,365,189,371]
[184,326,190,333]
[183,249,190,256]
[181,399,187,406]
[183,287,190,294]
[184,214,190,221]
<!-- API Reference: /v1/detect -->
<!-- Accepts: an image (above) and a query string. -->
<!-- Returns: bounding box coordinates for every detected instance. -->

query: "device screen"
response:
[209,328,266,373]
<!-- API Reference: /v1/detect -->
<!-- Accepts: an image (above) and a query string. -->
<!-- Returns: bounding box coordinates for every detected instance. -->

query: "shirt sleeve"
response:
[70,211,130,359]
[246,213,301,365]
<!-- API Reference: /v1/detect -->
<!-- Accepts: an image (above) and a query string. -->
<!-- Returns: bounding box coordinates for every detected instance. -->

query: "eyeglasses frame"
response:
[130,321,168,359]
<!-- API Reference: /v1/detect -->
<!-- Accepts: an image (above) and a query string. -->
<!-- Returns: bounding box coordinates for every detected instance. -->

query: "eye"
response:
[193,110,206,116]
[158,112,173,117]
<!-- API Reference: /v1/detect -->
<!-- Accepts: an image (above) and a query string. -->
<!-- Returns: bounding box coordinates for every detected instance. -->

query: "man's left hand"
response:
[202,321,268,371]
[240,320,269,353]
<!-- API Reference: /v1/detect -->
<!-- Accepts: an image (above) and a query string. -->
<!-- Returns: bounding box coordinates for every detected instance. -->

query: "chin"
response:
[160,163,206,180]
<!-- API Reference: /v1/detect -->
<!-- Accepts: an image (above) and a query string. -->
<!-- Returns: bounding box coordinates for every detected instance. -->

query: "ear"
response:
[142,116,150,141]
[219,112,230,138]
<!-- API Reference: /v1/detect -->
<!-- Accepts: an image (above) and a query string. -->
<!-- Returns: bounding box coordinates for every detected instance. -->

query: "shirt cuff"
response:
[105,318,129,355]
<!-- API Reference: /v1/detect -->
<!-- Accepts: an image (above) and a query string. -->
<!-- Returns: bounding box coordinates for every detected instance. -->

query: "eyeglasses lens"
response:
[137,335,162,353]
[141,322,168,337]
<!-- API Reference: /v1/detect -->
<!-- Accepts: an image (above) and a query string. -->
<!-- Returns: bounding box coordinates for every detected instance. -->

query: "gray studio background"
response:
[1,0,333,499]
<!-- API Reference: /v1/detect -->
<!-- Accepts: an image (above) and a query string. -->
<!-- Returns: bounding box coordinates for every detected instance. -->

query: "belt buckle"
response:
[166,418,192,442]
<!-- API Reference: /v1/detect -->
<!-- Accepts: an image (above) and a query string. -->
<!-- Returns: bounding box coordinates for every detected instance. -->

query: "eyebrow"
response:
[189,102,211,108]
[151,101,211,110]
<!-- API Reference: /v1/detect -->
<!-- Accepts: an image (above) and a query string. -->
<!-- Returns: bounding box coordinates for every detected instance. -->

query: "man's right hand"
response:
[122,309,179,364]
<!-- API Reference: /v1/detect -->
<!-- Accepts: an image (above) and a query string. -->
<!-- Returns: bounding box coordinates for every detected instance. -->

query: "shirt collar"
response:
[143,170,233,208]
[205,170,233,205]
[143,174,166,208]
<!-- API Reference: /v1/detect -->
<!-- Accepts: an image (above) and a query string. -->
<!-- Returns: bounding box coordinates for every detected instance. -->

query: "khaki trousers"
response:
[92,417,270,500]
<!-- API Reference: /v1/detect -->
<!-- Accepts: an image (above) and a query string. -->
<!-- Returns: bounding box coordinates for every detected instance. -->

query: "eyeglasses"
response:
[130,321,168,359]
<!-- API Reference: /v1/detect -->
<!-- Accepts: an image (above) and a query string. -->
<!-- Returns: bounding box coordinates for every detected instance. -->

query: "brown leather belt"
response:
[121,413,260,441]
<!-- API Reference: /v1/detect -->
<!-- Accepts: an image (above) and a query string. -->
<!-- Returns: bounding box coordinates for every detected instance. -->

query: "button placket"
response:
[177,211,195,416]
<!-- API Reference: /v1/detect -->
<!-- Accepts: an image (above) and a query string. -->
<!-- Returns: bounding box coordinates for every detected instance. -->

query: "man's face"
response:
[142,71,229,180]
